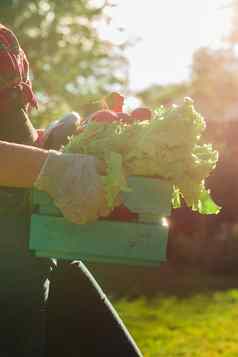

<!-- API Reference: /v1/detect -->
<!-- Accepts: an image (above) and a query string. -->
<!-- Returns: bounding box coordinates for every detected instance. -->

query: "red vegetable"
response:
[104,92,124,112]
[106,204,138,222]
[131,107,152,121]
[117,112,131,123]
[90,110,119,123]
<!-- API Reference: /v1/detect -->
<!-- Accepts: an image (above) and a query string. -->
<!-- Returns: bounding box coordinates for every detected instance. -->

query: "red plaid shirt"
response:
[0,24,38,113]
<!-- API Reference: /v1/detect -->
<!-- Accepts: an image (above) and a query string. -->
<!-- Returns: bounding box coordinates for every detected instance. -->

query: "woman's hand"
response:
[35,112,82,150]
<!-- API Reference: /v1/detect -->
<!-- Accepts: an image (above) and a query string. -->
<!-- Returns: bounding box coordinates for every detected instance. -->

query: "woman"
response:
[0,24,142,356]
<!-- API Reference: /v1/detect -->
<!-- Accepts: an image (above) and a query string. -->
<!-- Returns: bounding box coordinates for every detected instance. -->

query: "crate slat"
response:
[30,177,172,266]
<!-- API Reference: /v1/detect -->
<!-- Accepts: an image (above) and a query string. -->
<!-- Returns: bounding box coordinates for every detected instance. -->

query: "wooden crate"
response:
[29,177,172,266]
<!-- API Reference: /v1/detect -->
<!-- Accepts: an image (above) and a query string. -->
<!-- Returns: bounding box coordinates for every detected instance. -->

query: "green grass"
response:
[115,290,238,357]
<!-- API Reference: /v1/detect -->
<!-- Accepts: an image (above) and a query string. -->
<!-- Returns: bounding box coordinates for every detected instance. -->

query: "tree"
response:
[0,0,129,126]
[227,0,238,47]
[190,0,238,123]
[136,83,190,109]
[190,47,238,122]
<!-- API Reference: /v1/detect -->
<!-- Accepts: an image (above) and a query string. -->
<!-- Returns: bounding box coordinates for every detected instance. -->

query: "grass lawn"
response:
[115,289,238,357]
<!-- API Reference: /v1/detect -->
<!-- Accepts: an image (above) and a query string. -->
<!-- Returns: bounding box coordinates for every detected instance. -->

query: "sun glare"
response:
[161,217,169,228]
[98,0,233,91]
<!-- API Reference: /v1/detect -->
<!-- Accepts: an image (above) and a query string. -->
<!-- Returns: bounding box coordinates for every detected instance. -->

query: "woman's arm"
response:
[0,140,48,188]
[0,140,113,223]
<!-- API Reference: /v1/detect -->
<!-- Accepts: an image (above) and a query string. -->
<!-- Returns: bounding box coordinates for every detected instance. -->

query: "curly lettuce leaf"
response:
[102,152,131,208]
[64,97,221,215]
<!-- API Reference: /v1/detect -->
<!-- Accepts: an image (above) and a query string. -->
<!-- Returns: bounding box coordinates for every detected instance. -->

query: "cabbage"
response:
[64,97,221,214]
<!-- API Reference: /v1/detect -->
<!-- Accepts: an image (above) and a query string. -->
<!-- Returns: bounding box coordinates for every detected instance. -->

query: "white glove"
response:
[34,150,110,224]
[36,112,81,149]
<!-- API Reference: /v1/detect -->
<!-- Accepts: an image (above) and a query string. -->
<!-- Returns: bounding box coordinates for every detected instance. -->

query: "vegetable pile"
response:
[64,94,221,215]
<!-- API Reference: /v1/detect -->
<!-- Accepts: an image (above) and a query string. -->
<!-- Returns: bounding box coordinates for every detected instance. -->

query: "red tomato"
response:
[131,107,152,121]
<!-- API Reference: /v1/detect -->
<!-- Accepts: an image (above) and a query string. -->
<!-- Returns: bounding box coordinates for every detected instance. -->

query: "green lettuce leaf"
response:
[64,97,221,215]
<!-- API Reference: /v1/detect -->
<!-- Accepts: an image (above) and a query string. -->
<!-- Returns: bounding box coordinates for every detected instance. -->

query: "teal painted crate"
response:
[29,177,172,266]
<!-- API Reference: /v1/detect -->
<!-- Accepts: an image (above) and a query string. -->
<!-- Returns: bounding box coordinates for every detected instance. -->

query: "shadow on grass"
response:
[88,261,238,299]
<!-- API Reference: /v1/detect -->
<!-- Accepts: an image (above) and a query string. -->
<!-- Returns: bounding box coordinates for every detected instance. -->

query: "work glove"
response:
[34,150,111,224]
[36,112,82,149]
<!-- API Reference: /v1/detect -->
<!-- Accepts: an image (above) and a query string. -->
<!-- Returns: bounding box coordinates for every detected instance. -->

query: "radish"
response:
[117,112,131,123]
[104,92,125,112]
[106,204,138,222]
[131,107,152,121]
[90,110,119,123]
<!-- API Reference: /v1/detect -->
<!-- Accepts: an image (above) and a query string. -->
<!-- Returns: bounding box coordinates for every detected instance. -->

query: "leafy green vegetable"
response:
[103,152,131,208]
[64,97,221,214]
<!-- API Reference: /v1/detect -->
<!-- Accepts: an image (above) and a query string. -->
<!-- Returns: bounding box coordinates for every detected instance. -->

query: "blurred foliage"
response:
[137,1,238,124]
[227,0,238,45]
[190,47,238,122]
[137,46,238,124]
[137,83,191,109]
[190,0,238,123]
[0,0,129,126]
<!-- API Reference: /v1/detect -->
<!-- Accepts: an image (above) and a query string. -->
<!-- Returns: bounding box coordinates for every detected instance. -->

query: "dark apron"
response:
[0,107,50,356]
